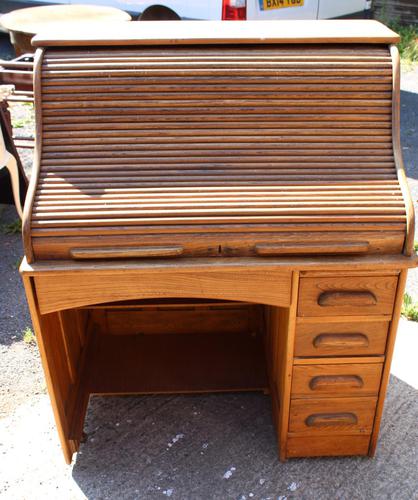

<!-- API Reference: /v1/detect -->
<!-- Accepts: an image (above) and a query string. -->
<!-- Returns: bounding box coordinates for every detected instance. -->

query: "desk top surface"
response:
[32,20,399,48]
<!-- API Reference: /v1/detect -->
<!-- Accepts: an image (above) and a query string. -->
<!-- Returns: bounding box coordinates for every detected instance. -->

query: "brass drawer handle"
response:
[318,291,377,307]
[70,245,184,259]
[305,413,358,428]
[313,333,369,349]
[309,375,364,391]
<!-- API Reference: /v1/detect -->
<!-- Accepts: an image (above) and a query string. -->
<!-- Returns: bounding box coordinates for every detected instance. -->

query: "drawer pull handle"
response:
[305,413,358,428]
[309,375,364,391]
[255,241,369,256]
[313,333,369,349]
[318,291,377,307]
[70,245,184,259]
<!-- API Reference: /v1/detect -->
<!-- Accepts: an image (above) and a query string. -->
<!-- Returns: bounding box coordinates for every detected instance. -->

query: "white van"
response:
[130,0,373,21]
[2,1,373,21]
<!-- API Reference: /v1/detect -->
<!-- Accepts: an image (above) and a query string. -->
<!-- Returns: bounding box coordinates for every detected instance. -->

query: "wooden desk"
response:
[20,20,416,464]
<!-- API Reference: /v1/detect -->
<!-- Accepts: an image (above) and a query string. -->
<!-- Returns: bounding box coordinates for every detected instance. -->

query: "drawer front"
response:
[286,435,370,458]
[298,276,398,317]
[292,363,383,398]
[294,321,389,357]
[289,397,377,435]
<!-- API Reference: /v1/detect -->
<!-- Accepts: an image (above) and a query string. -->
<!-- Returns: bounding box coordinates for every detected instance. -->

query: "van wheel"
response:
[137,5,181,20]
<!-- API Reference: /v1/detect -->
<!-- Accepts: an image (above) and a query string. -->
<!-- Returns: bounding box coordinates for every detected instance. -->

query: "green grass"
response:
[402,293,418,321]
[1,219,22,235]
[390,23,418,66]
[11,112,34,129]
[22,327,35,345]
[11,117,29,129]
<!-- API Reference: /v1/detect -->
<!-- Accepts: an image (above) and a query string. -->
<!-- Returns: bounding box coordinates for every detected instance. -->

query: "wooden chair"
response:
[1,120,23,218]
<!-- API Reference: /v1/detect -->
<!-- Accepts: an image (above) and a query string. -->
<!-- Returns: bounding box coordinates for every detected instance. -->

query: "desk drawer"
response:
[286,434,370,458]
[294,321,389,357]
[298,276,398,317]
[289,397,377,435]
[292,363,383,398]
[286,435,370,458]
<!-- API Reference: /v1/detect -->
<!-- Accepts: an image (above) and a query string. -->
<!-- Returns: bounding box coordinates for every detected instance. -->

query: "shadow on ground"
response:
[0,205,30,346]
[71,376,418,499]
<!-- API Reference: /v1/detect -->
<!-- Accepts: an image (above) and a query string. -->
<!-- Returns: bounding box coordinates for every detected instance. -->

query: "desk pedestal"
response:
[21,259,407,463]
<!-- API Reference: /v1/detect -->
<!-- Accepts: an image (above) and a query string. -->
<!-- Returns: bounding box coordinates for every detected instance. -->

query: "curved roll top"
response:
[23,23,412,261]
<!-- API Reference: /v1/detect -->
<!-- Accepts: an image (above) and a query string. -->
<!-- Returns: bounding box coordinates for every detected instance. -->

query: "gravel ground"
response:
[0,50,417,499]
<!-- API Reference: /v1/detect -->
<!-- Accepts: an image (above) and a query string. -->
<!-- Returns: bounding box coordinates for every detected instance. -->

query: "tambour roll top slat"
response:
[24,21,412,262]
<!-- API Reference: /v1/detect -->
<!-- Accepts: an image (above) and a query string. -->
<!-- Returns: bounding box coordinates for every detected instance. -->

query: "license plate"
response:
[259,0,304,11]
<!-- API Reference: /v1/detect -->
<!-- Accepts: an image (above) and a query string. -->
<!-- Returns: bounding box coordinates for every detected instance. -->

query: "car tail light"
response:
[222,0,247,20]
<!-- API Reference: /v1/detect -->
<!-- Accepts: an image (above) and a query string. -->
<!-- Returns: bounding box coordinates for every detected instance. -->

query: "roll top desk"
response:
[20,20,417,463]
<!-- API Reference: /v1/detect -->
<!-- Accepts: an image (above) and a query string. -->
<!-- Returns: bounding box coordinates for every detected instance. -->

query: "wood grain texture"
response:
[369,270,407,456]
[286,435,370,457]
[89,330,268,395]
[19,27,417,464]
[31,20,400,47]
[33,268,292,314]
[22,276,78,464]
[22,48,44,263]
[24,42,410,261]
[105,302,261,336]
[19,255,417,278]
[277,272,300,461]
[298,275,398,317]
[293,356,384,365]
[390,45,415,256]
[292,363,383,398]
[289,396,378,434]
[294,320,389,357]
[70,245,184,259]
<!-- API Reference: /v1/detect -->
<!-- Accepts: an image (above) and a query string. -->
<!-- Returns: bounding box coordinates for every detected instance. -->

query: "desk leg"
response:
[369,269,408,456]
[22,276,86,464]
[266,271,299,461]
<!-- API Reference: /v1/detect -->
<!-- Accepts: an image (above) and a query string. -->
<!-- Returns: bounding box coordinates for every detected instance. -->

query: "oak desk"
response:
[20,20,416,463]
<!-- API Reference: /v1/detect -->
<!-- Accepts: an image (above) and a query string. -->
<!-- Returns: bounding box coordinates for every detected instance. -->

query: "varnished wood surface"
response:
[390,45,415,256]
[22,49,43,264]
[18,26,417,463]
[33,268,292,314]
[369,269,408,456]
[105,302,261,336]
[31,20,400,47]
[89,331,268,394]
[288,396,378,435]
[19,255,418,278]
[286,435,370,458]
[22,276,80,464]
[291,363,383,398]
[298,275,398,317]
[294,320,389,357]
[23,42,412,261]
[293,356,384,365]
